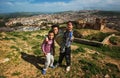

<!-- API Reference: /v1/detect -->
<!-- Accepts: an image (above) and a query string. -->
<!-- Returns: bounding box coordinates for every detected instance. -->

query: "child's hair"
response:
[51,24,59,29]
[67,21,73,24]
[48,30,54,34]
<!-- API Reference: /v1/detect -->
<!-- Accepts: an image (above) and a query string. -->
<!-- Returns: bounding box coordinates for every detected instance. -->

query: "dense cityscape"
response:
[0,10,120,31]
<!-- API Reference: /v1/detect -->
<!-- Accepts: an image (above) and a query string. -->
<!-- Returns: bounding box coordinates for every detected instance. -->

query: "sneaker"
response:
[49,65,55,68]
[66,66,70,72]
[42,69,46,75]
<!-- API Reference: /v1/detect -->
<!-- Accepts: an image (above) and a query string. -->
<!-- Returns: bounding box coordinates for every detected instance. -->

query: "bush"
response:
[109,36,120,45]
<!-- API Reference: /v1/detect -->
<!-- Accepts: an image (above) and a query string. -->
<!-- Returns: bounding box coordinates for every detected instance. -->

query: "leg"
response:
[65,47,71,72]
[50,54,54,67]
[58,52,65,65]
[43,53,51,70]
[65,47,71,66]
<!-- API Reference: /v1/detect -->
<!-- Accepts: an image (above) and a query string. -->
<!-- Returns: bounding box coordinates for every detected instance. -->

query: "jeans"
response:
[58,47,71,66]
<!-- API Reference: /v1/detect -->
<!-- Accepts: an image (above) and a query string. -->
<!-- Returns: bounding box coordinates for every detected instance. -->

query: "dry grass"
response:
[0,30,120,78]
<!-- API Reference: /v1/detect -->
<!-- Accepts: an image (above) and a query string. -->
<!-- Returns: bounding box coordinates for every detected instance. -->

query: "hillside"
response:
[0,29,120,78]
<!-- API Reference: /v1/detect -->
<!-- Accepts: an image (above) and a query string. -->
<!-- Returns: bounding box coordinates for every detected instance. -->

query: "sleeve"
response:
[52,39,55,56]
[41,38,48,53]
[69,31,74,41]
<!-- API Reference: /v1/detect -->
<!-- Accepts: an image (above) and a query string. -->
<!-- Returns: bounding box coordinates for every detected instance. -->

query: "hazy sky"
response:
[0,0,120,13]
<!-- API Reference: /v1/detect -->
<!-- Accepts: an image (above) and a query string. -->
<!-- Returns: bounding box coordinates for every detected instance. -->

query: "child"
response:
[41,30,55,75]
[57,21,74,72]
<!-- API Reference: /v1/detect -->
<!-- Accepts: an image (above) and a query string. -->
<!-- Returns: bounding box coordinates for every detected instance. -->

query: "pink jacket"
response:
[41,37,54,54]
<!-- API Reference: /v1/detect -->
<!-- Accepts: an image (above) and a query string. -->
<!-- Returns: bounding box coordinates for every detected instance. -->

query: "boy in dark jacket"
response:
[56,21,74,72]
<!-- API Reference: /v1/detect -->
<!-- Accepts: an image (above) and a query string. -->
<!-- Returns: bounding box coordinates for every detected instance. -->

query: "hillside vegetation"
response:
[0,29,120,78]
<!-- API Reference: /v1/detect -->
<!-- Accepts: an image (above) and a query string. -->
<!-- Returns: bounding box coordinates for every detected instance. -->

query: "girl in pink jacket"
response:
[41,30,55,75]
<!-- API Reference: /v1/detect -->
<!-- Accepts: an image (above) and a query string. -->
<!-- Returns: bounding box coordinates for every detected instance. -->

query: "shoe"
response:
[50,65,55,68]
[66,66,70,72]
[42,69,46,75]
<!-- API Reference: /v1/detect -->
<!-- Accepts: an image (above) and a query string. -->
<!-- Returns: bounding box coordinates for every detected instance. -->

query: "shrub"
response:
[109,36,120,45]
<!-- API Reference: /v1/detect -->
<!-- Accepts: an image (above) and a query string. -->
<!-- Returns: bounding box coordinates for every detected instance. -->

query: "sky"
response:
[0,0,120,13]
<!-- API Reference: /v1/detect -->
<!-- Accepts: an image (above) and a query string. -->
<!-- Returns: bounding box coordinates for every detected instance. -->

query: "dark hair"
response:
[48,30,54,34]
[51,24,59,29]
[67,21,73,24]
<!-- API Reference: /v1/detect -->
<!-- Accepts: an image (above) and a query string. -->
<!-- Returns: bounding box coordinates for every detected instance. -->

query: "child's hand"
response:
[45,37,48,42]
[70,36,74,42]
[44,52,47,56]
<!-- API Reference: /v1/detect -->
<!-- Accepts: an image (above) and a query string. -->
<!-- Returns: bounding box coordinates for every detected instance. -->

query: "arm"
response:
[69,31,74,41]
[41,38,48,55]
[52,39,55,56]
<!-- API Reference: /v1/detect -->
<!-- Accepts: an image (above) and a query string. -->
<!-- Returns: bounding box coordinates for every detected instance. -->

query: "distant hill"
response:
[93,11,120,16]
[0,12,46,19]
[1,10,120,19]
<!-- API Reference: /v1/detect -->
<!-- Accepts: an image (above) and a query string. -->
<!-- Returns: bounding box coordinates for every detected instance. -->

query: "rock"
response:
[0,58,10,63]
[105,74,110,78]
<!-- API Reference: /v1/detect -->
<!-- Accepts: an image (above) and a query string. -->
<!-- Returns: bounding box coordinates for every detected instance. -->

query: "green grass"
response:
[22,36,28,41]
[11,71,21,76]
[6,52,13,58]
[109,36,120,45]
[102,63,120,78]
[74,42,120,59]
[100,45,120,59]
[106,63,119,72]
[36,35,43,39]
[22,31,32,35]
[91,52,105,60]
[1,30,120,78]
[83,32,111,42]
[0,76,6,78]
[72,47,85,54]
[7,32,20,37]
[79,59,102,77]
[10,46,20,51]
[33,49,42,55]
[1,36,16,41]
[32,44,40,49]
